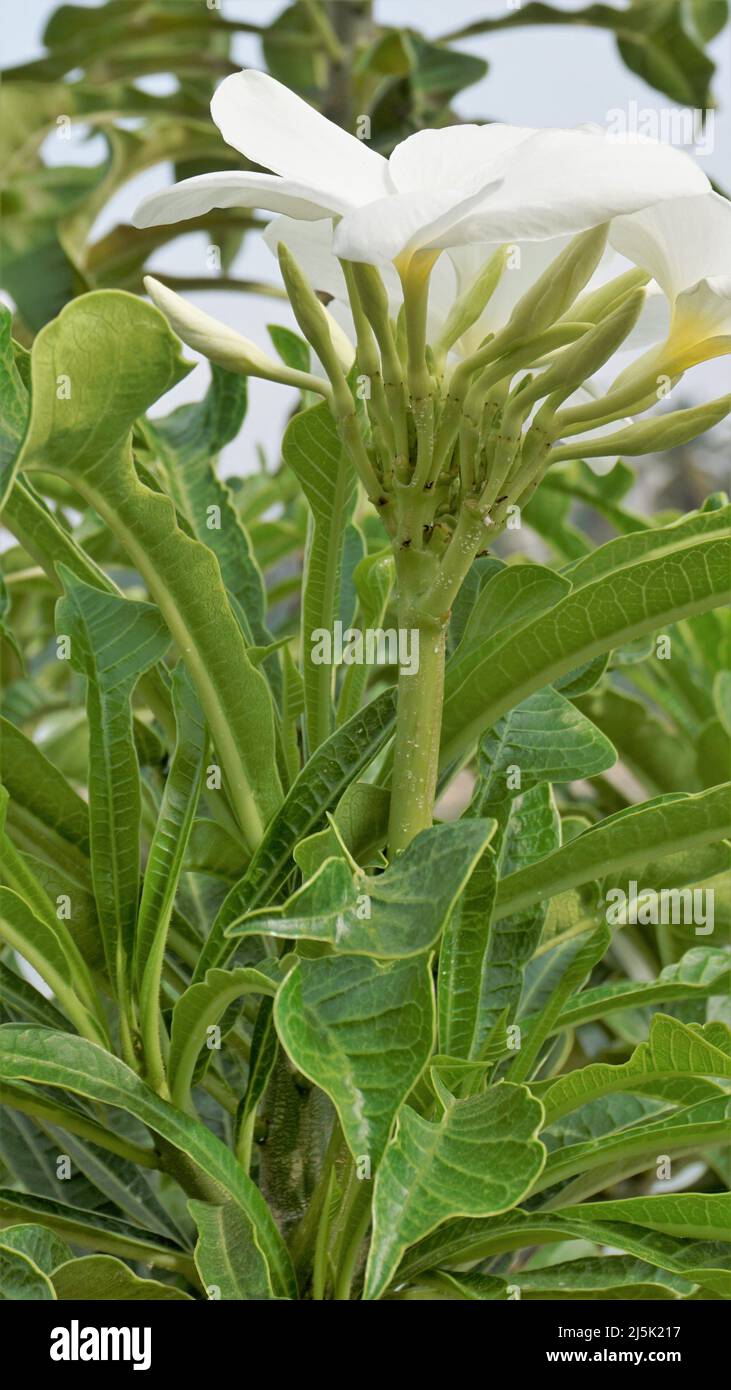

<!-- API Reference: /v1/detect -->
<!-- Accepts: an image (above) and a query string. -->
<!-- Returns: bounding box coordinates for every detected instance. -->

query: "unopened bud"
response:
[505,224,609,343]
[552,391,731,462]
[144,277,329,395]
[517,286,646,414]
[277,244,352,414]
[566,267,650,327]
[436,247,506,357]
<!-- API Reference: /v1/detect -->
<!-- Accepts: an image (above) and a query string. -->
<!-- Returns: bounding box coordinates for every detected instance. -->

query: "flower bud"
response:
[504,224,609,344]
[552,391,731,462]
[277,243,352,414]
[143,277,329,395]
[516,285,646,414]
[435,246,506,358]
[565,267,650,327]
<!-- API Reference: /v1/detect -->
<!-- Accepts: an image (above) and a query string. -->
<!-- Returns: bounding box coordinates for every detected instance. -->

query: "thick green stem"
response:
[388,606,447,855]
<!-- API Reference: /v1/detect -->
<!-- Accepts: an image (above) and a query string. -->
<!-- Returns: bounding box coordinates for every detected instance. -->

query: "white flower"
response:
[610,192,731,356]
[133,70,709,266]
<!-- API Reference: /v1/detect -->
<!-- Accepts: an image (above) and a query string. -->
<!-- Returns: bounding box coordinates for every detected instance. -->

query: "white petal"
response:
[388,124,533,193]
[262,216,347,298]
[674,275,731,340]
[332,176,502,265]
[211,69,389,207]
[609,192,731,299]
[132,171,341,229]
[428,129,711,246]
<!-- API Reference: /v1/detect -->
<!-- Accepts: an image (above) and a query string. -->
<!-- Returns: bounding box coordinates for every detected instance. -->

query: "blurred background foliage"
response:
[1,0,728,337]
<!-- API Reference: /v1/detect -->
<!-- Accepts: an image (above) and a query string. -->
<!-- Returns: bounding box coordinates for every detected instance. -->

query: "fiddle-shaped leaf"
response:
[229,820,494,958]
[364,1079,545,1300]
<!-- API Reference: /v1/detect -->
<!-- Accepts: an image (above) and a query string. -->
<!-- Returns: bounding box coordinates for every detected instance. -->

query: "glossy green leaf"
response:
[0,1025,296,1299]
[231,820,494,958]
[15,290,281,849]
[57,568,169,990]
[541,1014,731,1121]
[52,1254,192,1300]
[364,1080,545,1300]
[282,398,356,751]
[275,953,434,1166]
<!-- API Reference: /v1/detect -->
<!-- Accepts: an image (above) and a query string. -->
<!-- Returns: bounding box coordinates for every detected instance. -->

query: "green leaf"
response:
[495,783,731,922]
[0,1026,296,1299]
[56,568,169,991]
[0,887,107,1046]
[136,664,207,1090]
[0,1223,71,1274]
[441,3,720,107]
[0,1189,194,1278]
[52,1253,192,1300]
[168,966,277,1113]
[15,290,282,849]
[282,398,356,751]
[364,1081,545,1300]
[337,548,394,725]
[188,1200,276,1301]
[231,820,494,958]
[0,1241,56,1299]
[440,785,559,1061]
[541,1014,731,1121]
[536,1095,731,1202]
[142,366,272,653]
[475,686,616,805]
[450,562,570,667]
[430,1255,690,1300]
[508,924,610,1083]
[275,954,434,1166]
[194,689,397,978]
[0,714,90,862]
[0,307,29,507]
[577,686,699,794]
[714,670,731,737]
[547,946,731,1034]
[396,1194,731,1297]
[440,507,731,771]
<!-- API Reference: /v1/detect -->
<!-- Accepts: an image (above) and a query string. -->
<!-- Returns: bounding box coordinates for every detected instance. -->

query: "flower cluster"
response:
[135,71,731,619]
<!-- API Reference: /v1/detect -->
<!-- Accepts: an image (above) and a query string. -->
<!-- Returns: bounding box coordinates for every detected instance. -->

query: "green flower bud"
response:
[551,392,731,463]
[514,285,646,415]
[347,262,392,342]
[564,267,650,327]
[277,243,352,415]
[434,246,507,360]
[143,276,329,395]
[503,224,609,344]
